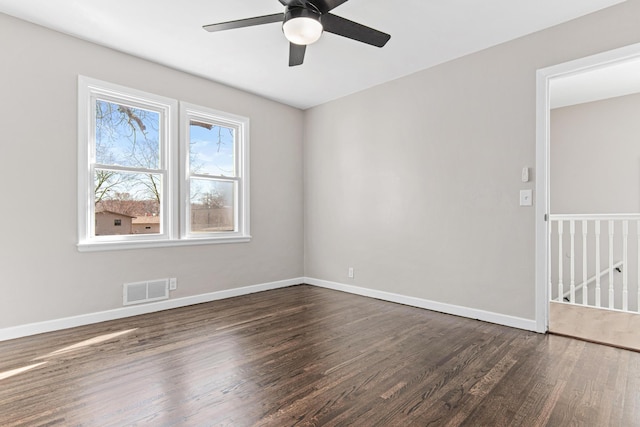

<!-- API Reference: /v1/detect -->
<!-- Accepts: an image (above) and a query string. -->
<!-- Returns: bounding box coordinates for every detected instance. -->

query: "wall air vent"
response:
[123,279,169,306]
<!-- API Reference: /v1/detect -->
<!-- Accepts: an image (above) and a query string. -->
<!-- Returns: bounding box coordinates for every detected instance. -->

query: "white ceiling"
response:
[0,0,626,109]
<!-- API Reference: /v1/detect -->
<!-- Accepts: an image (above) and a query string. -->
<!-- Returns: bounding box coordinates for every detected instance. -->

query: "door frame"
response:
[535,42,640,333]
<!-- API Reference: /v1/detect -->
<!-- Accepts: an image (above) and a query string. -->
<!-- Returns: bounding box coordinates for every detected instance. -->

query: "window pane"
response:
[94,170,161,236]
[95,99,160,169]
[189,121,235,177]
[190,179,235,233]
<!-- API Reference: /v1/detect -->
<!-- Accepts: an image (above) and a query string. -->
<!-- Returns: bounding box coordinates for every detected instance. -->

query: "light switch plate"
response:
[520,189,533,206]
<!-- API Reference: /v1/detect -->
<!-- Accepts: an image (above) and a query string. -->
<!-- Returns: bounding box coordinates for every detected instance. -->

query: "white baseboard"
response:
[304,277,538,332]
[0,278,303,342]
[0,276,538,341]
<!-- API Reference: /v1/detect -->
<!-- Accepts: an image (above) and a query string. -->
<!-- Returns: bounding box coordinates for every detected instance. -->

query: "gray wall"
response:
[303,0,640,320]
[551,92,640,214]
[0,13,304,329]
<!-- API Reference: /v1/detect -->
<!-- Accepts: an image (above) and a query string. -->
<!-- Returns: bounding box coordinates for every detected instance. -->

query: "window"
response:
[78,77,250,251]
[180,103,249,240]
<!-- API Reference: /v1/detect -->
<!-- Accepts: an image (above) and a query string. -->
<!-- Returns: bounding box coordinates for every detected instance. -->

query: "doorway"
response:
[536,43,640,350]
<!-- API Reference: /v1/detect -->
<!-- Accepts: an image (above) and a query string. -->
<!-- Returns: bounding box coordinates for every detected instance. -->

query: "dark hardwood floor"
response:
[1,285,639,426]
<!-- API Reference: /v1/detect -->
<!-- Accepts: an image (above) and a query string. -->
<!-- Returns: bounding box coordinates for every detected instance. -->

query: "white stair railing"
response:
[549,214,640,314]
[562,260,623,300]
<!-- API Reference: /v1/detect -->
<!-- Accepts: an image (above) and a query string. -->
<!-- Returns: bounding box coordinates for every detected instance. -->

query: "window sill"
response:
[77,235,252,252]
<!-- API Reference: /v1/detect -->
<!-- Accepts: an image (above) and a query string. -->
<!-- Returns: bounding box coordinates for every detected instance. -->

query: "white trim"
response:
[535,41,640,334]
[535,65,551,333]
[77,235,252,252]
[305,277,537,332]
[550,213,640,221]
[0,278,302,342]
[0,277,539,341]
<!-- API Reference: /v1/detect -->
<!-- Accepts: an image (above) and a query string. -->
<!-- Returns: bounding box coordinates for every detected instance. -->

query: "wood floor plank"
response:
[1,285,639,426]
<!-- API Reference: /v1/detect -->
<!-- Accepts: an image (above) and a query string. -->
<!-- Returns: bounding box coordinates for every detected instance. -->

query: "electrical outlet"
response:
[169,278,177,291]
[348,267,354,279]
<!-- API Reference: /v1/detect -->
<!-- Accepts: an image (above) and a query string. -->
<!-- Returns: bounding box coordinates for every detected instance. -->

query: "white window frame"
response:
[77,76,250,251]
[180,102,250,242]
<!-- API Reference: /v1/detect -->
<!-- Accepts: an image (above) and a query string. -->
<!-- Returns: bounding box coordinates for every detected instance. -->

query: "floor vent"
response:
[123,279,169,306]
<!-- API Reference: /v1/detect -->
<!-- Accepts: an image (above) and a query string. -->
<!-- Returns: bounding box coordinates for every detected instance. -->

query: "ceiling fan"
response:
[203,0,391,67]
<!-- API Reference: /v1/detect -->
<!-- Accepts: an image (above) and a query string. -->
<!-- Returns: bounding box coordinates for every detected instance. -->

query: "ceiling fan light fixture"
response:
[283,8,323,46]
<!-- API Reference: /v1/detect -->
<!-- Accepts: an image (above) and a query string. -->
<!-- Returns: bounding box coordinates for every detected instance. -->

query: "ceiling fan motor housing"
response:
[283,6,323,45]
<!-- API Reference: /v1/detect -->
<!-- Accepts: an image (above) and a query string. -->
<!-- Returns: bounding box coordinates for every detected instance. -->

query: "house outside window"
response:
[78,77,250,251]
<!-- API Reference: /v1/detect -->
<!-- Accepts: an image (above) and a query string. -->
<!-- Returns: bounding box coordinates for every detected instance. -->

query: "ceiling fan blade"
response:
[203,13,284,32]
[322,13,390,47]
[289,43,306,66]
[310,0,350,14]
